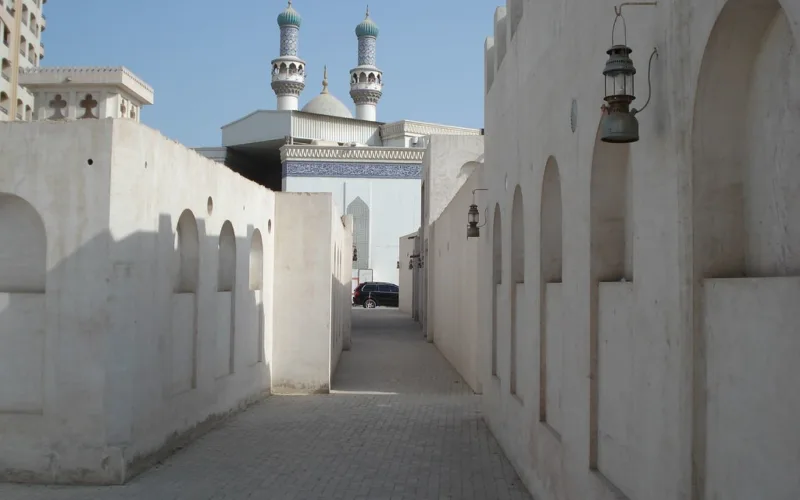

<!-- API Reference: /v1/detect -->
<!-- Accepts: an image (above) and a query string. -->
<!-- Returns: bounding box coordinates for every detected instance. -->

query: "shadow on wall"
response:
[0,196,272,485]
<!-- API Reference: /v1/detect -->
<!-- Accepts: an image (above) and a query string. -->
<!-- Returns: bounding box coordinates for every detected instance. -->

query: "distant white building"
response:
[195,2,483,286]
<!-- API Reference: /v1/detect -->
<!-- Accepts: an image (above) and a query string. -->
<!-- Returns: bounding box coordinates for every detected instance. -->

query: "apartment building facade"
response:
[0,0,45,121]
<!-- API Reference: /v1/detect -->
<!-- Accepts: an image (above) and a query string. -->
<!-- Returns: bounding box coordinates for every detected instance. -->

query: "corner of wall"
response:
[485,37,496,93]
[494,7,508,74]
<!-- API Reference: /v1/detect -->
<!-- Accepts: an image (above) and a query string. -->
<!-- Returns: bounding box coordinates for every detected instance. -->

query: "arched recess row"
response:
[691,1,800,498]
[539,156,563,437]
[0,193,46,293]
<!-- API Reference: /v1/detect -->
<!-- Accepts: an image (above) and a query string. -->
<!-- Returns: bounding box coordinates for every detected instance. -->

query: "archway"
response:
[0,193,46,293]
[691,1,800,498]
[174,209,199,293]
[510,185,524,398]
[218,221,236,292]
[539,157,563,435]
[491,203,502,379]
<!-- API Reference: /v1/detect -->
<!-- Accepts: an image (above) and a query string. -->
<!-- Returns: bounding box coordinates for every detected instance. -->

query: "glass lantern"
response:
[600,44,640,143]
[467,203,480,238]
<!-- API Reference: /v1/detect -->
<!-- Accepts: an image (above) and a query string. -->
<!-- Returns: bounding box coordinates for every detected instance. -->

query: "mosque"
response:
[195,2,482,286]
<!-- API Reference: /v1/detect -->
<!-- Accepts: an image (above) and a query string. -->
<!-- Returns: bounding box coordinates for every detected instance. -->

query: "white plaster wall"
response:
[419,135,485,341]
[398,231,417,314]
[425,1,800,499]
[284,176,420,286]
[423,135,485,227]
[105,119,275,479]
[0,120,113,483]
[272,192,351,394]
[428,168,483,393]
[0,119,276,485]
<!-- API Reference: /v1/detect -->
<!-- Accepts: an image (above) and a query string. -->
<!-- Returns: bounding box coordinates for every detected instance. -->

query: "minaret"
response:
[349,7,383,121]
[271,1,306,111]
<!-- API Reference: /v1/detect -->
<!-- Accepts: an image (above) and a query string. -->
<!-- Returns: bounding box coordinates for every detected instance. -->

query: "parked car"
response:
[353,282,399,308]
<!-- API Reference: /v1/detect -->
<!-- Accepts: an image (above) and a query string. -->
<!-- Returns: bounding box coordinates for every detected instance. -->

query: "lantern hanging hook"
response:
[631,46,659,116]
[611,2,658,47]
[478,207,488,228]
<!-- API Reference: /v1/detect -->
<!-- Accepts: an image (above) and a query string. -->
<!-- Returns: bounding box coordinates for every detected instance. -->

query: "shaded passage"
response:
[0,309,531,500]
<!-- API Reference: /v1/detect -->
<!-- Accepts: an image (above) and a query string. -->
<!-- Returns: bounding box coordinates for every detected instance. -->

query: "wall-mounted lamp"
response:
[467,188,489,238]
[409,253,420,269]
[352,245,358,262]
[600,2,659,144]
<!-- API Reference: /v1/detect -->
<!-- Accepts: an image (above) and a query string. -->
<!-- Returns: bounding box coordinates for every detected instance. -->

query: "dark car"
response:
[353,282,399,308]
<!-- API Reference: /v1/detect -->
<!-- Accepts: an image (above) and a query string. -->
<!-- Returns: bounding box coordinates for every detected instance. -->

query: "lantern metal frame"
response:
[467,188,489,239]
[600,2,659,144]
[352,245,358,262]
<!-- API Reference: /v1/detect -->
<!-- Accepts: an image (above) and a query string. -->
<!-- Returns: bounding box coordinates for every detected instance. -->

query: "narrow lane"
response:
[0,308,532,500]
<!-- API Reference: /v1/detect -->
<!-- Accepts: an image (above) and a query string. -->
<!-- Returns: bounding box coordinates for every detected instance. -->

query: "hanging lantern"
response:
[352,245,358,262]
[599,3,659,144]
[600,44,639,143]
[408,258,414,270]
[466,188,488,238]
[467,203,480,238]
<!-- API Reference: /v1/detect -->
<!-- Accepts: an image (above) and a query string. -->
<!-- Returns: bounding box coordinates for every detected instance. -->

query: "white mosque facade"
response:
[196,3,483,286]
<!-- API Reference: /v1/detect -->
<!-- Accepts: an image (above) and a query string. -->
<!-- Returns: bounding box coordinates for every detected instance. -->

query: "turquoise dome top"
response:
[355,8,379,37]
[277,1,302,27]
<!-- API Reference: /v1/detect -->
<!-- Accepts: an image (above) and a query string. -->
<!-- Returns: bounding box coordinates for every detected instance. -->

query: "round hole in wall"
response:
[268,219,272,234]
[87,158,94,166]
[206,196,214,215]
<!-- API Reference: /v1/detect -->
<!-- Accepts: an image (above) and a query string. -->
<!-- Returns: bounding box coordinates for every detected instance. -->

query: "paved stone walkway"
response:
[1,308,532,500]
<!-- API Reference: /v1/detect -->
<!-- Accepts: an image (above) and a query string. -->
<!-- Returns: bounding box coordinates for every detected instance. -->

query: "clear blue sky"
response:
[42,1,493,147]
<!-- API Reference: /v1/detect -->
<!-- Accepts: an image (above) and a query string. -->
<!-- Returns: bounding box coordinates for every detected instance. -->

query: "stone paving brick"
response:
[0,308,532,500]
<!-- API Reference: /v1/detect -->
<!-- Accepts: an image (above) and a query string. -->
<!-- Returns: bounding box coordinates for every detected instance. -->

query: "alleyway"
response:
[0,309,531,500]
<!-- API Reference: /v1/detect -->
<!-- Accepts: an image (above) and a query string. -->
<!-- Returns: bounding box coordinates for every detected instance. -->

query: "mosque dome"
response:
[301,66,354,119]
[355,9,379,38]
[277,1,302,28]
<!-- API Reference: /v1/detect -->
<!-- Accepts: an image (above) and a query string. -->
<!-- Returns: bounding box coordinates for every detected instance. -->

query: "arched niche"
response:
[540,157,563,283]
[493,203,503,284]
[590,124,633,282]
[511,186,525,283]
[539,156,563,429]
[693,0,800,278]
[510,185,525,396]
[174,209,199,293]
[491,203,502,378]
[347,197,370,271]
[249,229,264,291]
[0,193,46,293]
[218,221,236,292]
[690,2,800,498]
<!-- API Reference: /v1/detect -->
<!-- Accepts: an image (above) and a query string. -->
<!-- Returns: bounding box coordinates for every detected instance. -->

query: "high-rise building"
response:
[0,0,45,121]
